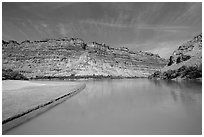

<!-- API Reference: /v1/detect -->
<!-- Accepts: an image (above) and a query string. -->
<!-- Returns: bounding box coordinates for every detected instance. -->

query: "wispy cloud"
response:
[3,2,202,54]
[57,23,67,36]
[20,3,73,13]
[147,45,177,59]
[81,19,129,28]
[174,3,202,24]
[134,24,190,32]
[145,40,187,58]
[81,19,190,33]
[41,23,48,28]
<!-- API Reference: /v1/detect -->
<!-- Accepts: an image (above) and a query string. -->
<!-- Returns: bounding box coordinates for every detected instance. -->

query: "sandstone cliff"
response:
[149,34,202,80]
[2,38,167,79]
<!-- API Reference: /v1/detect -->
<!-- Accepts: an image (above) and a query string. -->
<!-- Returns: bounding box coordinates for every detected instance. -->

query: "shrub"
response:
[183,66,202,79]
[2,69,28,80]
[167,56,174,66]
[148,71,161,79]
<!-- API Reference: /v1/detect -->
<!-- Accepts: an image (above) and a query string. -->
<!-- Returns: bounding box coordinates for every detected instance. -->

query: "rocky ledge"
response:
[2,38,167,80]
[149,33,202,80]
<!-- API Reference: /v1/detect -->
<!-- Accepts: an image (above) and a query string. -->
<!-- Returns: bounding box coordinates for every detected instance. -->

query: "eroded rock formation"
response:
[149,33,202,80]
[2,37,167,79]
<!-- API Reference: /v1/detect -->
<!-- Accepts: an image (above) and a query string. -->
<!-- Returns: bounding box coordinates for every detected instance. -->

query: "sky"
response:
[2,2,202,58]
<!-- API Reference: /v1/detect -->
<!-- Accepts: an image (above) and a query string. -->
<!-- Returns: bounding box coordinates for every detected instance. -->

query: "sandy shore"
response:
[2,80,46,90]
[2,80,86,133]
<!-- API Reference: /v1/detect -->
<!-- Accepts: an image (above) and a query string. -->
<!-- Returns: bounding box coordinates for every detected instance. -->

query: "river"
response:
[5,79,202,135]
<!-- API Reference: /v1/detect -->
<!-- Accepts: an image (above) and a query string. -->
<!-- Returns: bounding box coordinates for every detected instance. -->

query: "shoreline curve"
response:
[2,83,86,134]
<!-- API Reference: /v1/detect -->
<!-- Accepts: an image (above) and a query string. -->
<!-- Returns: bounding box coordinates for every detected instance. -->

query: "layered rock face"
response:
[149,34,202,80]
[2,38,167,79]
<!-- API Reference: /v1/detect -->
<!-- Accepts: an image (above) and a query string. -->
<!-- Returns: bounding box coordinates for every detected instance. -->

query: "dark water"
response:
[6,79,202,135]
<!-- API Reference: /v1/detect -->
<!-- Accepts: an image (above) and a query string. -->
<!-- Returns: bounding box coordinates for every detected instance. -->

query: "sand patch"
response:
[2,80,46,91]
[2,80,84,121]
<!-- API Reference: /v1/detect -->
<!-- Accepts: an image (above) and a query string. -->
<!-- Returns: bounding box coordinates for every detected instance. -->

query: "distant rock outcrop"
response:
[149,33,202,80]
[2,37,167,79]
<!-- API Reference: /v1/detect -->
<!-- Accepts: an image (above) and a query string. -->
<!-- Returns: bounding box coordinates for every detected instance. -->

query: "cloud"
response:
[20,3,73,13]
[81,19,130,28]
[135,24,189,32]
[173,3,202,25]
[41,23,48,28]
[57,23,67,36]
[2,2,202,53]
[148,47,174,59]
[81,18,190,33]
[146,41,184,58]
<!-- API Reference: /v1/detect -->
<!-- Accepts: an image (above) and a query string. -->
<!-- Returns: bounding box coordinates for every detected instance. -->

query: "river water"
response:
[6,79,202,135]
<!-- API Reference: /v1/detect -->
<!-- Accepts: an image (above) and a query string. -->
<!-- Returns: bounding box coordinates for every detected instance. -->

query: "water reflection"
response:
[6,79,202,135]
[149,79,202,125]
[150,79,202,103]
[150,79,202,92]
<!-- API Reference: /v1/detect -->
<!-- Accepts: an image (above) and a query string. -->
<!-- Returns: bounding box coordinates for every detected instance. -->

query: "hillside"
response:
[2,38,167,80]
[149,33,202,80]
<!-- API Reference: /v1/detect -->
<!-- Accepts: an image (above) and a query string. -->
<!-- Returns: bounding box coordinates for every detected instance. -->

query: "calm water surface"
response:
[6,79,202,135]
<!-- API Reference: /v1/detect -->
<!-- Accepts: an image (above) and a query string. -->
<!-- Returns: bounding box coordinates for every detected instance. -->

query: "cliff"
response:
[149,33,202,80]
[2,38,167,79]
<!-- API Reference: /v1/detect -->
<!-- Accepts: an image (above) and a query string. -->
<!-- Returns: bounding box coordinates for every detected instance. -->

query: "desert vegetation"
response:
[2,69,28,80]
[149,34,202,80]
